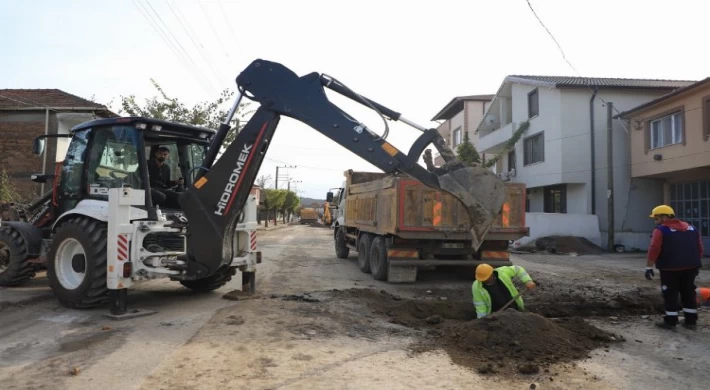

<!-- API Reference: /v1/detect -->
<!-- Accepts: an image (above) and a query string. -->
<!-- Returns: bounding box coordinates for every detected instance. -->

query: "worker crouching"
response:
[645,205,704,330]
[472,264,536,318]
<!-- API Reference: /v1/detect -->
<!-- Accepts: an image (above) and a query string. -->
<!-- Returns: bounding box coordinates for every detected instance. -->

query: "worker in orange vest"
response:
[698,287,710,307]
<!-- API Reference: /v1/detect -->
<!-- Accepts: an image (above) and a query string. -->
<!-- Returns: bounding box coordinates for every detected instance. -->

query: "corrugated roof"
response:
[506,75,696,89]
[0,89,110,110]
[431,94,495,121]
[616,77,710,118]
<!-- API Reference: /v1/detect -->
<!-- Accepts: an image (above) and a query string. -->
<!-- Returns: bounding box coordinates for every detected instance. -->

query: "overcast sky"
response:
[1,0,707,199]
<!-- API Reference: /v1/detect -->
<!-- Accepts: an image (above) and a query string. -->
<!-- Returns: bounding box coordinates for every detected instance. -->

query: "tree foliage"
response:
[0,169,21,203]
[282,190,300,222]
[455,131,481,164]
[118,79,251,145]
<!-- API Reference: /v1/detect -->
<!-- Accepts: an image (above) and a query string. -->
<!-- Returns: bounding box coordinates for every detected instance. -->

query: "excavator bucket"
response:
[436,165,507,251]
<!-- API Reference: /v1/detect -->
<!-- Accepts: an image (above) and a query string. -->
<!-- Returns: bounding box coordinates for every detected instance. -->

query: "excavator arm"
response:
[179,59,505,279]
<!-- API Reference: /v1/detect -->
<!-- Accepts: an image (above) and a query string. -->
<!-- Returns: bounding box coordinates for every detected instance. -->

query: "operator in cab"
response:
[472,264,537,318]
[147,146,184,209]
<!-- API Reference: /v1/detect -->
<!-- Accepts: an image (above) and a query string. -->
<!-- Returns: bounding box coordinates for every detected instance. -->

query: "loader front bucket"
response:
[436,165,507,252]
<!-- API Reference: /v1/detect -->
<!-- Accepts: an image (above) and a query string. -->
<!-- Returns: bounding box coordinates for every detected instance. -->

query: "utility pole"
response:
[287,180,301,191]
[607,102,615,252]
[275,165,296,189]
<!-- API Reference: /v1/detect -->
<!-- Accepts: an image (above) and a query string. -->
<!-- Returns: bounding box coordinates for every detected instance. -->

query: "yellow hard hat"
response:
[475,264,494,282]
[649,205,675,218]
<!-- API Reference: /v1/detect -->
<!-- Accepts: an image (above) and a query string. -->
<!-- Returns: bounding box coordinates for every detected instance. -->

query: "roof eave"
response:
[616,77,710,119]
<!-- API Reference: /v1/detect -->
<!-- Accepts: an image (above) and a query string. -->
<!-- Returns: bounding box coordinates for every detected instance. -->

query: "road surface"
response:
[1,224,708,389]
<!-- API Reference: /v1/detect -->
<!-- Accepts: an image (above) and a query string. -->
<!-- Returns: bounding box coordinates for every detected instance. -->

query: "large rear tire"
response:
[180,267,235,292]
[0,227,35,286]
[47,217,109,309]
[369,236,388,281]
[334,227,349,259]
[357,234,372,273]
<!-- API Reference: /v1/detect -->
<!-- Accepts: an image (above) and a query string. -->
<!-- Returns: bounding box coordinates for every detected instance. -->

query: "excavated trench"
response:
[322,288,663,376]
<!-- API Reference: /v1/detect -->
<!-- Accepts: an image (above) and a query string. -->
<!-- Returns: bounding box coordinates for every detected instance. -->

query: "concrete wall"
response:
[464,100,487,145]
[449,110,464,148]
[508,83,563,189]
[628,84,710,178]
[514,212,602,248]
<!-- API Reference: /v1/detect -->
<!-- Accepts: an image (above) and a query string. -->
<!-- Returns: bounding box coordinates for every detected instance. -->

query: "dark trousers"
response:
[660,269,699,325]
[151,188,182,209]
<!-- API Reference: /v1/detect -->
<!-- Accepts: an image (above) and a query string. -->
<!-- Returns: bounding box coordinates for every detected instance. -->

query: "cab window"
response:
[87,126,143,197]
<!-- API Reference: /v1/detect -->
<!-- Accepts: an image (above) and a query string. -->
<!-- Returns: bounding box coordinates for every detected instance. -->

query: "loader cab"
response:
[33,117,215,217]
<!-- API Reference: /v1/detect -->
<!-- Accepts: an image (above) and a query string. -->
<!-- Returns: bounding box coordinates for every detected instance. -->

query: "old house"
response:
[0,89,116,199]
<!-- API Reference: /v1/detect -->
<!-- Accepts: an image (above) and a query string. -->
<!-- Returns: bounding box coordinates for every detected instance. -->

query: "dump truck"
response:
[299,207,319,224]
[328,170,529,282]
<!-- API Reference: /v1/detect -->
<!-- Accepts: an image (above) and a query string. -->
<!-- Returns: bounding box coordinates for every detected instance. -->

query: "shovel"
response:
[499,284,535,312]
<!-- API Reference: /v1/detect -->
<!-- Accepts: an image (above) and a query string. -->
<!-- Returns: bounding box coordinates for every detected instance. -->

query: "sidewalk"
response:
[256,222,294,231]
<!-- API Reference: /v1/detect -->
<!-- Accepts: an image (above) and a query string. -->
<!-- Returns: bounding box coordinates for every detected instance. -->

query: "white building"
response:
[476,75,695,250]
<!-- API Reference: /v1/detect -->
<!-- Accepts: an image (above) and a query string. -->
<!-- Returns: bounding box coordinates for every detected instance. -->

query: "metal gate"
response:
[669,179,710,256]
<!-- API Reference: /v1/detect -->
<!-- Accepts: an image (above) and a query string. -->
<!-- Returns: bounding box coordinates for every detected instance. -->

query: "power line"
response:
[131,0,215,97]
[142,0,218,95]
[218,1,240,54]
[166,0,224,87]
[198,2,231,61]
[523,0,631,133]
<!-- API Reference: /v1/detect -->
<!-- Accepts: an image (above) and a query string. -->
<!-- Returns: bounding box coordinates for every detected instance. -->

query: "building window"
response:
[523,132,544,165]
[544,185,567,213]
[528,89,539,118]
[452,127,462,147]
[650,111,683,149]
[508,149,516,171]
[670,180,710,238]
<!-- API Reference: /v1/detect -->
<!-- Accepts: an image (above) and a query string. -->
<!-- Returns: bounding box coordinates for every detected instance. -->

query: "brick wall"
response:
[0,111,50,200]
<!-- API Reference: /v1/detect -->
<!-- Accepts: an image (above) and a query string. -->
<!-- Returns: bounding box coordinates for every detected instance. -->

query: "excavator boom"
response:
[179,59,505,278]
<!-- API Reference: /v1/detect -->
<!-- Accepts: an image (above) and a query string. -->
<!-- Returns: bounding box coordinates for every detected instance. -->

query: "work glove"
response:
[525,281,536,290]
[644,267,655,280]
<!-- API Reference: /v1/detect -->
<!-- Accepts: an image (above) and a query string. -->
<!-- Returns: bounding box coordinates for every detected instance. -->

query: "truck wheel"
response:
[334,227,349,259]
[369,236,388,281]
[357,234,372,273]
[180,267,234,292]
[47,217,109,309]
[0,227,36,286]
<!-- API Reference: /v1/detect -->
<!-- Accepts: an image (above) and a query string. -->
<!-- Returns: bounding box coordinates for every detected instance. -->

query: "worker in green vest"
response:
[472,264,536,318]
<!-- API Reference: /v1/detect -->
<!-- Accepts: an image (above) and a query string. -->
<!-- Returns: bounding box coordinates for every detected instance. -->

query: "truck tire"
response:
[0,227,36,286]
[369,236,388,281]
[180,267,234,292]
[335,227,349,259]
[47,217,109,309]
[357,234,372,273]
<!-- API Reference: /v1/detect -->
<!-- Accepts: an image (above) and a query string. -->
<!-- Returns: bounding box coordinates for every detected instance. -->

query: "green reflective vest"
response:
[472,265,533,318]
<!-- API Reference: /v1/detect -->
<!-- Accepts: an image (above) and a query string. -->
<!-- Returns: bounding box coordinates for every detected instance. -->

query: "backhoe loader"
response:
[0,59,505,314]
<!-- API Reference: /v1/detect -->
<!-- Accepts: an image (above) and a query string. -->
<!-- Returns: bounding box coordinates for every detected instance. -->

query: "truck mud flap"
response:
[386,249,418,283]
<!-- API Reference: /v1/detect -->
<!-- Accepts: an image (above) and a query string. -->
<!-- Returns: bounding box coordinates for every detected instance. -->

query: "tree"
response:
[0,169,21,203]
[455,131,481,164]
[262,189,288,226]
[118,79,252,146]
[256,174,272,189]
[282,190,300,223]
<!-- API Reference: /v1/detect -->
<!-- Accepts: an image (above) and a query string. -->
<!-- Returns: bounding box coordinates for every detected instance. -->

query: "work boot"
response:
[655,321,676,330]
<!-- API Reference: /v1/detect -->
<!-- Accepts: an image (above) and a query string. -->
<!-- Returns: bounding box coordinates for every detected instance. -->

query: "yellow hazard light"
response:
[194,177,208,189]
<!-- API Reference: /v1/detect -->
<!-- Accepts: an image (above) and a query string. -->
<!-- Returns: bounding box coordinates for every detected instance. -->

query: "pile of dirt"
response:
[328,289,628,376]
[533,236,605,255]
[420,310,622,375]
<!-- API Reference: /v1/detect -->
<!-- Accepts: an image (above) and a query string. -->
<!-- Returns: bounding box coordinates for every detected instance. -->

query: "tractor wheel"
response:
[0,227,36,286]
[180,267,234,292]
[357,234,372,273]
[47,217,109,309]
[369,236,388,281]
[334,227,349,259]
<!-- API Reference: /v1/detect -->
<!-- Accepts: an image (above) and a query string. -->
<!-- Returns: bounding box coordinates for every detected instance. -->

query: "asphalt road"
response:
[1,224,709,389]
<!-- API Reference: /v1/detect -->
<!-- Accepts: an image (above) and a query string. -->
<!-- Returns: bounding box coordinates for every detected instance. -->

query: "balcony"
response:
[478,121,516,154]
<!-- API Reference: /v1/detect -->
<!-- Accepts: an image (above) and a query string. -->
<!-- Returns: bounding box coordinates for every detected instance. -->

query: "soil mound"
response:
[426,310,621,374]
[534,236,604,254]
[330,289,627,376]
